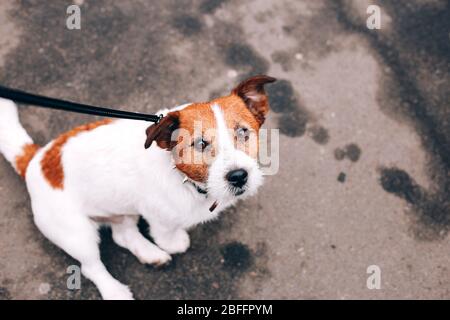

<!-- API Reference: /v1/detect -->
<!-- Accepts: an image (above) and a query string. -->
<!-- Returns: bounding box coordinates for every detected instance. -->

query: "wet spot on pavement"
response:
[334,144,361,162]
[221,242,253,271]
[266,80,296,113]
[172,14,203,36]
[271,50,293,72]
[278,112,308,137]
[345,144,361,162]
[337,172,346,183]
[379,167,449,240]
[266,79,311,138]
[380,168,423,205]
[224,43,269,78]
[308,125,330,145]
[389,2,450,63]
[199,0,228,14]
[281,3,346,60]
[334,148,346,161]
[0,286,11,299]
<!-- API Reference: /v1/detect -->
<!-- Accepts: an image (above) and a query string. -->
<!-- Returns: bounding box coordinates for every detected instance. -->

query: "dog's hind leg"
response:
[111,215,171,266]
[31,200,133,300]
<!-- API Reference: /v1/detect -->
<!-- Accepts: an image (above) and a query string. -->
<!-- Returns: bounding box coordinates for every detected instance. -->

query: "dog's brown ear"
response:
[232,75,276,125]
[145,111,180,150]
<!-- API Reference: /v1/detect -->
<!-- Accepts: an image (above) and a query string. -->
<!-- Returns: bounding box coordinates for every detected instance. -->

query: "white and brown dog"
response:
[0,75,276,299]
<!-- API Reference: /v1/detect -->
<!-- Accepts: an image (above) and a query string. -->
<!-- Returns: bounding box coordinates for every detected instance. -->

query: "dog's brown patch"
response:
[15,143,40,178]
[213,94,261,132]
[41,119,113,189]
[174,102,216,182]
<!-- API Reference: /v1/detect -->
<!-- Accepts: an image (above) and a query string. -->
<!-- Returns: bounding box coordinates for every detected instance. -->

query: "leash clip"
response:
[156,114,164,124]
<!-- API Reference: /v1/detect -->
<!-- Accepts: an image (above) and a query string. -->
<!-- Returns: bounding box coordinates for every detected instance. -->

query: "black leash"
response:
[0,85,163,123]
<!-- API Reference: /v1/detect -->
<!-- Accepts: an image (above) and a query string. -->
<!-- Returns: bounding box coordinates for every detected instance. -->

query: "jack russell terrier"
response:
[0,75,276,299]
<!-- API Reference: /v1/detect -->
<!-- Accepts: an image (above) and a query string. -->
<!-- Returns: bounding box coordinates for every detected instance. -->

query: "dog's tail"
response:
[0,98,40,178]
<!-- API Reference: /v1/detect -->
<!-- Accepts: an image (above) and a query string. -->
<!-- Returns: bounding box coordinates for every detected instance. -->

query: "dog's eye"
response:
[235,127,250,142]
[192,138,209,152]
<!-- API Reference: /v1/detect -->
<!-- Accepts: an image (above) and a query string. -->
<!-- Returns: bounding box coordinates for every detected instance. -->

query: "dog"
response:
[0,75,276,299]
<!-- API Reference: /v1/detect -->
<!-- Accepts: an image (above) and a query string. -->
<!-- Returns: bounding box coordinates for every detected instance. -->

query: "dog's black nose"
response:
[226,169,248,188]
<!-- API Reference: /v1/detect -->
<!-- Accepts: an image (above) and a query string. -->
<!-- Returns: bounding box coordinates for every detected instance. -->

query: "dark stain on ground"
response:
[266,80,296,113]
[281,3,344,60]
[0,287,11,300]
[337,172,346,183]
[224,43,269,79]
[332,0,450,238]
[345,144,361,162]
[266,79,311,137]
[271,50,293,72]
[379,167,449,240]
[221,242,252,271]
[308,125,330,145]
[334,148,346,161]
[277,112,309,137]
[334,144,361,162]
[199,0,228,14]
[380,168,422,205]
[172,14,203,36]
[388,1,450,63]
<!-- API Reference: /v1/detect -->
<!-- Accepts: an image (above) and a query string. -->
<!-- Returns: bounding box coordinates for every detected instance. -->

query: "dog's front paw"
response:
[101,282,134,300]
[156,229,190,254]
[136,246,172,267]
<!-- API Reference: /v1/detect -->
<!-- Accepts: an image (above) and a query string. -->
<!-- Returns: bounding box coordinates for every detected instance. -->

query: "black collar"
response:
[188,180,208,195]
[183,176,218,212]
[177,168,208,195]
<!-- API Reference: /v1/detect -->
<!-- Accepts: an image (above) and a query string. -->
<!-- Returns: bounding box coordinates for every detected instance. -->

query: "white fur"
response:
[0,99,264,300]
[0,98,33,172]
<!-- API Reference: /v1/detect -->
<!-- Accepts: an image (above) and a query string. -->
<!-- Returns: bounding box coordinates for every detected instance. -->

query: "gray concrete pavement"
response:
[0,0,448,299]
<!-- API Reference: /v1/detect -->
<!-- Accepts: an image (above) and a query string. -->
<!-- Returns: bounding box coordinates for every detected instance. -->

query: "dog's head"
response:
[145,75,276,202]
